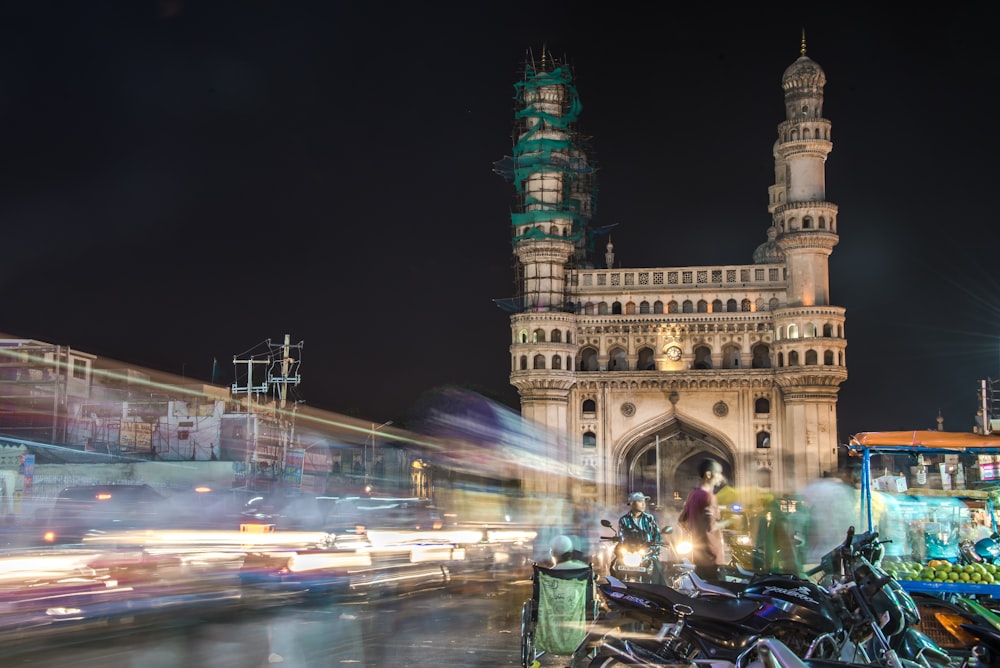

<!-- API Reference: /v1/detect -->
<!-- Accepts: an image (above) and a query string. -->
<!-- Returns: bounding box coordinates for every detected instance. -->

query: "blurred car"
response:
[238,494,443,539]
[39,484,167,546]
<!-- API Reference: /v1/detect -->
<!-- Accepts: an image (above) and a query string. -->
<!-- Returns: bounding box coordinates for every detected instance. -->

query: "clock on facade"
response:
[666,346,682,361]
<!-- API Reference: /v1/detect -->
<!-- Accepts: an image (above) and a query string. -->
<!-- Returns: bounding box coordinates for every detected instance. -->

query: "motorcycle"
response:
[959,532,1000,566]
[909,594,1000,668]
[600,518,666,584]
[571,526,951,668]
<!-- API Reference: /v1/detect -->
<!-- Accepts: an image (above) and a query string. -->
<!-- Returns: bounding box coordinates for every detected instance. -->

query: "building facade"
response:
[498,45,847,511]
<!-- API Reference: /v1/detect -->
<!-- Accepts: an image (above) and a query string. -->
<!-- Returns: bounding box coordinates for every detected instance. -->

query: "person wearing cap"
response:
[617,491,665,584]
[550,534,588,569]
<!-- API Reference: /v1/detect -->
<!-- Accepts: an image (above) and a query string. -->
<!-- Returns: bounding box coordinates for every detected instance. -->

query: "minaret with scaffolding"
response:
[494,49,596,495]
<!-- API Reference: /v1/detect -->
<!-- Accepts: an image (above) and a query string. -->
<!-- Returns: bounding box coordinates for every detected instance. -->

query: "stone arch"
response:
[751,343,771,369]
[722,343,741,369]
[579,346,599,371]
[611,413,738,504]
[608,346,628,371]
[693,345,713,369]
[637,346,656,371]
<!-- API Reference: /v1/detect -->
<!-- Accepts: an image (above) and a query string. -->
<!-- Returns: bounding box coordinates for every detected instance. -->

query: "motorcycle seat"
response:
[613,580,761,622]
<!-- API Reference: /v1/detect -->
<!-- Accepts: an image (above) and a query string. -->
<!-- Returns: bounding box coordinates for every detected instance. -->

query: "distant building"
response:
[496,41,847,509]
[0,334,424,496]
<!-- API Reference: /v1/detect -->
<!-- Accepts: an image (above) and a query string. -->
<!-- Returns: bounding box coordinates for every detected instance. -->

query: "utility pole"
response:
[268,335,303,475]
[232,356,269,472]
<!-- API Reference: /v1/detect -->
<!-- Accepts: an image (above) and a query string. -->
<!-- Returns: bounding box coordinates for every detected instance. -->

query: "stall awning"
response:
[850,431,1000,450]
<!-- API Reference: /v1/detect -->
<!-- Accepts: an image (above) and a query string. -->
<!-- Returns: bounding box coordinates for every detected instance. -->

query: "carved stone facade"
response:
[499,45,847,510]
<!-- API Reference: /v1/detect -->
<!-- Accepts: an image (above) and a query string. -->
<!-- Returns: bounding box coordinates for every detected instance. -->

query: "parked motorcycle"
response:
[959,532,1000,566]
[600,518,666,584]
[910,594,1000,668]
[571,526,951,668]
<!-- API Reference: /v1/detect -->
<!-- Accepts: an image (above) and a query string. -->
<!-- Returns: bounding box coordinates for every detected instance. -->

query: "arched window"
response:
[566,331,573,344]
[519,355,527,370]
[788,351,800,366]
[583,431,597,448]
[822,324,833,337]
[777,352,784,367]
[598,302,609,315]
[726,299,738,312]
[769,297,780,311]
[693,345,713,369]
[787,324,799,339]
[804,323,816,337]
[697,299,708,313]
[824,350,834,365]
[751,343,771,369]
[582,399,596,413]
[533,354,546,369]
[803,217,813,229]
[625,301,636,315]
[612,301,623,315]
[712,299,723,313]
[519,329,529,343]
[637,347,655,371]
[805,349,818,365]
[755,397,770,414]
[579,347,600,371]
[609,347,628,371]
[552,355,562,370]
[584,302,595,315]
[667,300,678,313]
[682,300,694,313]
[653,301,664,314]
[722,344,741,369]
[551,329,562,343]
[757,431,771,449]
[741,299,752,312]
[639,301,651,314]
[533,328,545,343]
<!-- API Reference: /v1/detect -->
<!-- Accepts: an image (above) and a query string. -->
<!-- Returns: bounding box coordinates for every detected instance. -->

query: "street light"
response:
[365,420,393,490]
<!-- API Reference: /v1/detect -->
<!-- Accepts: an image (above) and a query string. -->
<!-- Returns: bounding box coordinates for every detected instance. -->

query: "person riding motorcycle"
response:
[617,492,665,584]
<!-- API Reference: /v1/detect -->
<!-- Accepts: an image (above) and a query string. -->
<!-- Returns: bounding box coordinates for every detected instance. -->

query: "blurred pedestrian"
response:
[678,457,730,580]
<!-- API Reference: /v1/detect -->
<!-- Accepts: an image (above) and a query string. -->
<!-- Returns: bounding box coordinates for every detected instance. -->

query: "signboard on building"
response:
[18,453,34,496]
[284,449,305,487]
[121,420,153,451]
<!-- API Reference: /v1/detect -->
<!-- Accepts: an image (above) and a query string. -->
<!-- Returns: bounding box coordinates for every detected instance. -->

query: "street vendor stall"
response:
[848,431,1000,597]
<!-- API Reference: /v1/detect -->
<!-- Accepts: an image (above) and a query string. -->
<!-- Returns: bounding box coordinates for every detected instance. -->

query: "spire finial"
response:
[541,43,547,70]
[800,29,807,57]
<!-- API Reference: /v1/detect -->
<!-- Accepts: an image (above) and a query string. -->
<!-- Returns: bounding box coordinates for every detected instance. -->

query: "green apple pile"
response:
[885,559,997,583]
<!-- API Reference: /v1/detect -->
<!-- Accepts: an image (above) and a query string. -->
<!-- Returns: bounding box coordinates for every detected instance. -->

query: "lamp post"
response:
[365,420,393,490]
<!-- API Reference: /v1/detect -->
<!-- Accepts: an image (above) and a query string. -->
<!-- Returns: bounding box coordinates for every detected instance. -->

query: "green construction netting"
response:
[494,63,600,253]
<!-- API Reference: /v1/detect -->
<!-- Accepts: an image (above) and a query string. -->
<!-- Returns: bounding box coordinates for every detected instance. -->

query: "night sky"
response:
[1,3,996,441]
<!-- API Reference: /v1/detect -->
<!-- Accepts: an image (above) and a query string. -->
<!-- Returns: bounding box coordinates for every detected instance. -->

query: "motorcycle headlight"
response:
[675,541,692,555]
[621,548,646,568]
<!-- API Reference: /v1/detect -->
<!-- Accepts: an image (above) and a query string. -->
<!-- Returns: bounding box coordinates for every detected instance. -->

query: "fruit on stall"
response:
[883,559,997,583]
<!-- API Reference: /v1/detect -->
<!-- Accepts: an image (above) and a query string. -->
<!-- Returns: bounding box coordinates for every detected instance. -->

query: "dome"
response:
[782,55,826,88]
[753,226,785,264]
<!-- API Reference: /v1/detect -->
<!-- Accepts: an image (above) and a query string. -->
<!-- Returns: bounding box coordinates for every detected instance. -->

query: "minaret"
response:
[510,51,577,312]
[772,32,838,307]
[494,50,595,496]
[768,33,848,488]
